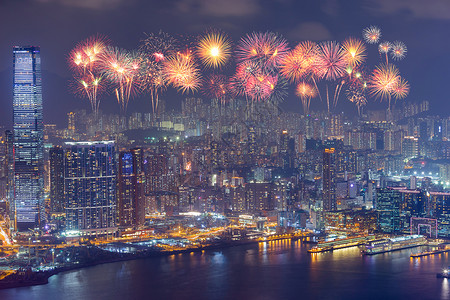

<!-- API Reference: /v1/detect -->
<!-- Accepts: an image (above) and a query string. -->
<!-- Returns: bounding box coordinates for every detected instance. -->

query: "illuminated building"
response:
[64,141,117,234]
[4,130,14,222]
[375,188,401,233]
[402,136,419,159]
[118,148,145,229]
[13,46,45,231]
[49,146,64,213]
[246,183,274,212]
[67,112,75,135]
[323,148,336,211]
[428,192,450,237]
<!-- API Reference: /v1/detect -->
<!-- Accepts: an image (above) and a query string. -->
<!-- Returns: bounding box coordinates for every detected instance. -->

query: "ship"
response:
[361,235,426,255]
[437,266,450,278]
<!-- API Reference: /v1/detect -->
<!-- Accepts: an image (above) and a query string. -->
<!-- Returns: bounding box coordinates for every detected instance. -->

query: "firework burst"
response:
[203,74,228,102]
[391,41,407,61]
[140,31,177,62]
[314,41,348,81]
[368,63,400,110]
[197,31,232,69]
[392,77,410,99]
[163,53,202,94]
[68,35,109,115]
[296,81,317,114]
[280,41,318,83]
[342,38,366,67]
[363,26,381,44]
[236,31,289,71]
[346,85,367,116]
[99,47,142,112]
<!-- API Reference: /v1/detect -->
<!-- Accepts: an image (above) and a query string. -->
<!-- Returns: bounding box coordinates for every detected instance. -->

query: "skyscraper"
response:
[13,46,44,231]
[64,141,117,235]
[118,148,145,229]
[4,130,14,223]
[49,146,64,213]
[323,148,336,211]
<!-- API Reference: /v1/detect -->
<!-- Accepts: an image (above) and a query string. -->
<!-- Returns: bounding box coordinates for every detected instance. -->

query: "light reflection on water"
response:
[0,240,448,300]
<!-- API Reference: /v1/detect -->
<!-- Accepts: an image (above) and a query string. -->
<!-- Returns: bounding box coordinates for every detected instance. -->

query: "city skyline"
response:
[2,0,450,297]
[1,1,450,127]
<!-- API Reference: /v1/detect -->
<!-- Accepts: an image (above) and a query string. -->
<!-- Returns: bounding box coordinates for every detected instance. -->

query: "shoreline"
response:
[0,235,312,290]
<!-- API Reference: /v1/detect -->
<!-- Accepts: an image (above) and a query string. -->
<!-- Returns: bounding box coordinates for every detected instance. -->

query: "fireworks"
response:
[280,41,318,83]
[163,53,202,94]
[342,38,366,67]
[391,41,407,61]
[99,47,142,112]
[296,82,317,114]
[392,77,410,99]
[203,74,228,101]
[363,26,381,44]
[197,31,232,69]
[368,63,401,111]
[346,85,367,116]
[68,35,108,115]
[314,41,348,81]
[236,32,289,71]
[68,26,410,116]
[378,41,391,54]
[140,31,177,62]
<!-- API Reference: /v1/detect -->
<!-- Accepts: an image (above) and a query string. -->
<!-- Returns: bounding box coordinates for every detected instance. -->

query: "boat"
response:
[361,235,426,255]
[437,266,450,278]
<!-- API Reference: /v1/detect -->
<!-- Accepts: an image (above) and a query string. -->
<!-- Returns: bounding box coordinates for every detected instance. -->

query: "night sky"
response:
[1,0,449,127]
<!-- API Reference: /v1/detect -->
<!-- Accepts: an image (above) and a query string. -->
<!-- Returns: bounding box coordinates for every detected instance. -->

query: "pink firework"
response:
[280,41,318,83]
[236,31,289,71]
[203,74,229,101]
[314,41,348,81]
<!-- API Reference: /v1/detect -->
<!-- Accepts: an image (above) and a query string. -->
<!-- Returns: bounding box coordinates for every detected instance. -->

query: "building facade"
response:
[118,148,145,229]
[13,46,44,231]
[64,141,117,234]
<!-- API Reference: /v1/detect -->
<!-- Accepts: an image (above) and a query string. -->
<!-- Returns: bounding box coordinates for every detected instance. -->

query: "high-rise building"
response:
[13,46,44,231]
[64,141,117,235]
[118,148,145,229]
[376,188,401,233]
[4,130,14,222]
[402,136,419,159]
[323,148,336,211]
[49,146,64,213]
[67,112,75,135]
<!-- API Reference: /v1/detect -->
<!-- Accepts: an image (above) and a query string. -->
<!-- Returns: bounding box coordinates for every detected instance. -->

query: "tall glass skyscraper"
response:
[13,46,44,231]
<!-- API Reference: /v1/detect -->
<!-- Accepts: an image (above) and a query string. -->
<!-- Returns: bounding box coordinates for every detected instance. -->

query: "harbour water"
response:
[0,240,449,300]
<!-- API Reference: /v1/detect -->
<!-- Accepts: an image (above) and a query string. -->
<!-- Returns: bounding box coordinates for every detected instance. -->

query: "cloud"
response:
[286,22,332,41]
[364,0,450,20]
[32,0,128,10]
[175,0,261,17]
